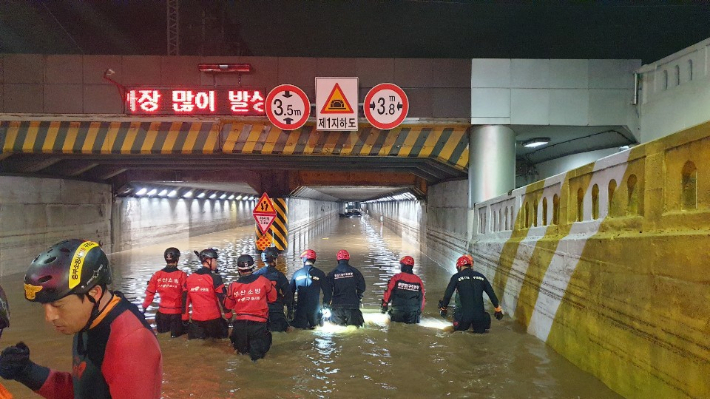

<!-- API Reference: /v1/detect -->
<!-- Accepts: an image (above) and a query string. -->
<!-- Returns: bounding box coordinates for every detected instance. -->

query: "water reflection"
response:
[0,216,621,398]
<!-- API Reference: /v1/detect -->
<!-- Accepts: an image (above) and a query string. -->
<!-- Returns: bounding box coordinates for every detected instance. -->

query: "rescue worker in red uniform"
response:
[0,239,162,398]
[253,247,293,332]
[290,249,328,329]
[381,256,426,324]
[142,247,187,337]
[182,248,229,339]
[324,250,366,327]
[224,254,277,361]
[439,255,504,333]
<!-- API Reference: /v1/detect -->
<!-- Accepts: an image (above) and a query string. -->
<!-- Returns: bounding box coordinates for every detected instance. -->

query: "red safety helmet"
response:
[399,256,414,267]
[300,249,317,262]
[336,249,350,261]
[456,255,473,268]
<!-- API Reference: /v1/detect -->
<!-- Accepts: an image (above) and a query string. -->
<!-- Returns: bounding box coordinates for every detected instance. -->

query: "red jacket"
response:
[223,274,276,322]
[182,268,225,322]
[383,271,426,312]
[142,267,187,314]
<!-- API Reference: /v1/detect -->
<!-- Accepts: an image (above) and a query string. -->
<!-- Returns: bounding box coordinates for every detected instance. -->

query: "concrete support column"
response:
[469,125,516,207]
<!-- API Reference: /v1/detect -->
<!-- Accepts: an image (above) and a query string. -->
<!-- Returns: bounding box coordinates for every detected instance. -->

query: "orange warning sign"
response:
[254,193,276,214]
[256,234,271,251]
[320,83,354,114]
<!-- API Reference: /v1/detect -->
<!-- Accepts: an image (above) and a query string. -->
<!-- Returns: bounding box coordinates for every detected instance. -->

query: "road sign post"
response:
[265,84,310,130]
[253,192,277,234]
[363,83,409,130]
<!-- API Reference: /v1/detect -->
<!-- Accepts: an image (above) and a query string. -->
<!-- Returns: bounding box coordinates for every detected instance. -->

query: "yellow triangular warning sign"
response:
[254,192,276,214]
[320,83,354,114]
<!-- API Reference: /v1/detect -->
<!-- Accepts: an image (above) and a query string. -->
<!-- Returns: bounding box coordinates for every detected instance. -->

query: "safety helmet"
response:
[456,255,473,268]
[336,249,350,261]
[197,248,218,263]
[0,285,9,335]
[24,239,111,304]
[164,247,181,262]
[261,246,279,263]
[236,254,255,271]
[399,256,414,267]
[300,249,317,262]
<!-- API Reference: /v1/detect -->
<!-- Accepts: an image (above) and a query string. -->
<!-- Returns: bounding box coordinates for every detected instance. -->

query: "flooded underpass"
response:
[0,215,622,398]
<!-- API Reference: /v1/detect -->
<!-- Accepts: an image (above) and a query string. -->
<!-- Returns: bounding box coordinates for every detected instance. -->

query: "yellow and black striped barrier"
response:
[0,120,469,171]
[254,198,288,252]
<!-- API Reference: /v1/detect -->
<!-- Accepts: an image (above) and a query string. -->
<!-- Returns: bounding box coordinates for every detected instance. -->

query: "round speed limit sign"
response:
[363,83,409,130]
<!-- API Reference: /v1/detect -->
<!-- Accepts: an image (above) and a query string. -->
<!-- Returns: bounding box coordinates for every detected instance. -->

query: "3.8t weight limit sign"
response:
[265,84,310,130]
[363,83,409,130]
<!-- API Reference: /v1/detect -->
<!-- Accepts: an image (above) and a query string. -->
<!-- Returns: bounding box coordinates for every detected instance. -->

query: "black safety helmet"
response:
[261,246,279,263]
[237,254,255,271]
[164,247,181,262]
[24,239,111,304]
[0,285,9,337]
[196,248,218,263]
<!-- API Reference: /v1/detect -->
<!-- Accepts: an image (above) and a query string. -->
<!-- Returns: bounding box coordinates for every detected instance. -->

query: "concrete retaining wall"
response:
[472,121,710,399]
[0,176,111,276]
[112,197,255,252]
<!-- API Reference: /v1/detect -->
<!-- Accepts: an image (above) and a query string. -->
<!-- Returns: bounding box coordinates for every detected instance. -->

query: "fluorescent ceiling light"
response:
[197,192,206,198]
[236,195,242,200]
[209,193,217,199]
[523,137,550,148]
[135,188,147,196]
[168,190,178,197]
[228,194,235,200]
[158,189,168,196]
[219,194,227,199]
[147,189,157,196]
[183,191,193,198]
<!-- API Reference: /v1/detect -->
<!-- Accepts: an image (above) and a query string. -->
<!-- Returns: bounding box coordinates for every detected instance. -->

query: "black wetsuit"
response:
[290,263,328,329]
[324,260,366,326]
[441,268,500,333]
[253,265,293,332]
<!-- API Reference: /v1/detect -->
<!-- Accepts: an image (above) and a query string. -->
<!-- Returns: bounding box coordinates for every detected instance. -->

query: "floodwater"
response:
[0,216,622,399]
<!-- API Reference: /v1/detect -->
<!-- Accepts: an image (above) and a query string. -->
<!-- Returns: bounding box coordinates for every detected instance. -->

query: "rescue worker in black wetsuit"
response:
[0,239,162,398]
[324,249,366,327]
[381,256,426,324]
[182,248,230,339]
[142,247,187,337]
[289,249,328,329]
[0,285,12,398]
[439,255,504,333]
[253,247,293,332]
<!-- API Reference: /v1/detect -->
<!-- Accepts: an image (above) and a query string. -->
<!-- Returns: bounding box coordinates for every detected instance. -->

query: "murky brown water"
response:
[0,216,621,398]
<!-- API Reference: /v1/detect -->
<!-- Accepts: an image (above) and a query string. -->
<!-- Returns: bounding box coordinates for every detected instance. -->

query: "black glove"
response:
[438,299,448,318]
[0,342,32,380]
[380,302,388,314]
[494,307,504,320]
[287,308,294,320]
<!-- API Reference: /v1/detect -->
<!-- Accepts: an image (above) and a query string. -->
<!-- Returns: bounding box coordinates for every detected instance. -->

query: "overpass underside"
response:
[0,119,469,201]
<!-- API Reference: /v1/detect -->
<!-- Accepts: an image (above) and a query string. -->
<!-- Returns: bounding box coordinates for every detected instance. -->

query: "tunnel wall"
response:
[471,121,710,399]
[365,180,470,271]
[112,197,254,252]
[285,198,339,257]
[0,176,111,276]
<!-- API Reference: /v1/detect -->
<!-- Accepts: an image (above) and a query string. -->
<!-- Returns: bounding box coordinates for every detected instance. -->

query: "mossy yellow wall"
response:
[473,122,710,399]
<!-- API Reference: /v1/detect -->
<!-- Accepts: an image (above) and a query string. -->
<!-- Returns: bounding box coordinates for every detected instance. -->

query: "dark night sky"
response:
[1,1,710,63]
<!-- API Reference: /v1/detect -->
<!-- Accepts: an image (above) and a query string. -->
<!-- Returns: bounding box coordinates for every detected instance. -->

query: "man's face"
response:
[42,293,95,335]
[207,257,218,271]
